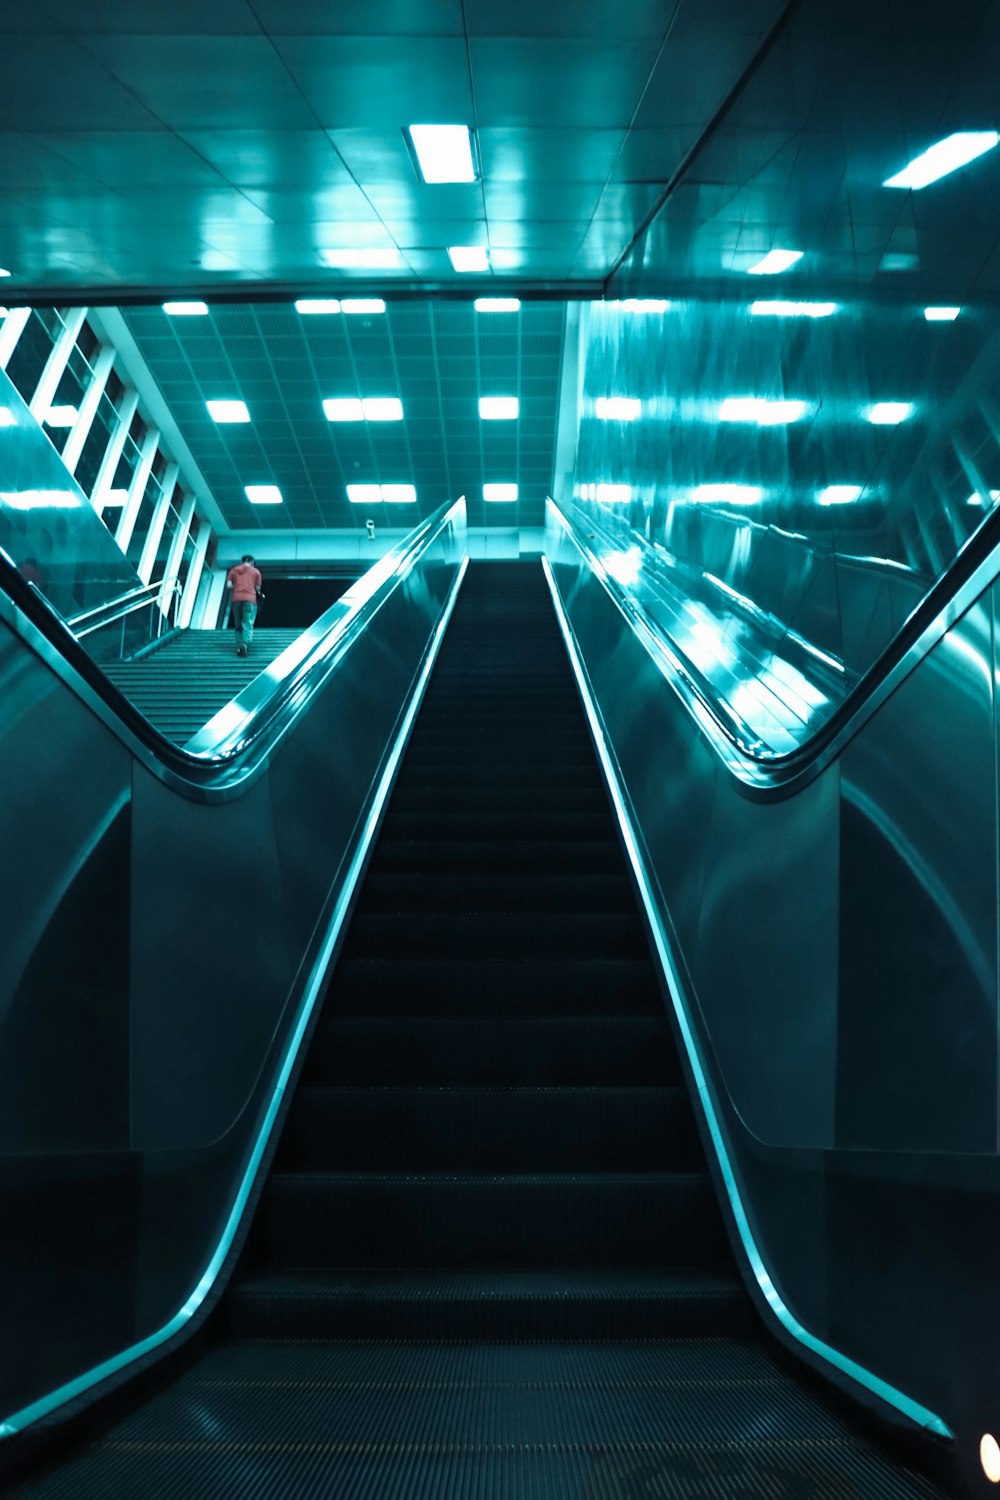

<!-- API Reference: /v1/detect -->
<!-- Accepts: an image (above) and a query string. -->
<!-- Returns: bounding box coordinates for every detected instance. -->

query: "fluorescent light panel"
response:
[691,484,764,504]
[245,485,283,505]
[479,396,518,419]
[342,299,385,314]
[750,300,837,317]
[408,124,476,184]
[346,483,416,503]
[163,300,208,316]
[296,299,341,314]
[864,402,913,424]
[207,399,250,423]
[595,483,632,503]
[595,396,641,421]
[483,483,518,502]
[747,249,803,275]
[449,245,489,272]
[0,406,15,427]
[924,306,961,321]
[818,485,864,505]
[0,268,11,278]
[102,488,129,507]
[321,248,402,269]
[967,489,1000,507]
[44,405,78,427]
[884,132,1000,189]
[475,298,520,312]
[720,396,808,424]
[880,252,918,271]
[323,398,403,422]
[617,298,670,313]
[1,488,79,509]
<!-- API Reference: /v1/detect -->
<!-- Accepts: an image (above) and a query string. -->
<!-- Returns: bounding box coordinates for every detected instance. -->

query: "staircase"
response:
[14,562,952,1497]
[101,626,302,744]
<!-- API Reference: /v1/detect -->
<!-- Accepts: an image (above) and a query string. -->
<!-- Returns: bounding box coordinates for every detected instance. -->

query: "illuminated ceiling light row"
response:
[210,396,519,424]
[884,132,999,189]
[347,483,417,504]
[720,396,810,425]
[323,397,403,422]
[296,298,386,315]
[750,300,836,317]
[475,298,520,312]
[408,124,477,184]
[746,249,803,276]
[595,396,641,421]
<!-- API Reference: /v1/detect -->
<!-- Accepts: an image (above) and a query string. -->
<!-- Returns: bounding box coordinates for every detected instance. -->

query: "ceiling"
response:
[119,298,564,530]
[0,0,788,300]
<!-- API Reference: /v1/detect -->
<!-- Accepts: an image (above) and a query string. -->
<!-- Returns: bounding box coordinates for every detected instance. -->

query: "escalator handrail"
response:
[0,497,466,793]
[548,495,1000,794]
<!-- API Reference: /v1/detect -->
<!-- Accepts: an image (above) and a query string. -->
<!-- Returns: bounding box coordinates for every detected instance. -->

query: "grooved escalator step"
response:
[282,1085,701,1172]
[360,871,636,915]
[328,958,662,1015]
[262,1171,728,1267]
[307,1015,679,1086]
[369,838,624,877]
[381,809,617,841]
[226,1267,753,1340]
[393,764,602,790]
[386,785,610,815]
[343,911,649,962]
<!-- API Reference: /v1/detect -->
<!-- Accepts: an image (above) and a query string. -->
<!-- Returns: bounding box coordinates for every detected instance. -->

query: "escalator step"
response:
[263,1171,727,1267]
[328,957,662,1015]
[360,871,636,914]
[282,1085,702,1171]
[342,911,650,961]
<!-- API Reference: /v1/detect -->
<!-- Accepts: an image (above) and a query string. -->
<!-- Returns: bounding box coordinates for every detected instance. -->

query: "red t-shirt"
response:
[227,562,261,602]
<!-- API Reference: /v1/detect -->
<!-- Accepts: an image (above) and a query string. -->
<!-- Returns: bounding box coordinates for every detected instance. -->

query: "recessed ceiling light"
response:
[449,246,490,273]
[879,252,918,271]
[323,398,364,422]
[595,396,641,421]
[967,489,1000,507]
[746,249,803,275]
[245,485,283,505]
[691,484,764,504]
[381,483,417,503]
[321,248,402,269]
[478,396,518,419]
[408,124,477,184]
[475,298,520,312]
[362,397,403,421]
[884,132,1000,189]
[341,299,386,314]
[750,300,837,317]
[347,484,382,504]
[102,487,129,507]
[207,399,250,423]
[720,396,808,424]
[483,483,518,502]
[163,300,208,316]
[595,483,633,503]
[0,268,11,279]
[296,299,341,315]
[44,405,78,427]
[924,306,961,321]
[817,484,864,505]
[864,402,913,424]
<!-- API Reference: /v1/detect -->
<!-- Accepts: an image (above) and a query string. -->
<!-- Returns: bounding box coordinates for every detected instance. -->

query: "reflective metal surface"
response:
[0,501,466,1430]
[545,500,1000,1456]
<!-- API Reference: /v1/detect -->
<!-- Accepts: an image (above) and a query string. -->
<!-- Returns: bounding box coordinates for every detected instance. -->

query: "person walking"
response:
[226,553,262,657]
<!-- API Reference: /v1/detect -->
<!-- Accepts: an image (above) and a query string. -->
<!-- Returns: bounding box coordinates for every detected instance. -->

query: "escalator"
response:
[7,563,954,1497]
[101,626,303,744]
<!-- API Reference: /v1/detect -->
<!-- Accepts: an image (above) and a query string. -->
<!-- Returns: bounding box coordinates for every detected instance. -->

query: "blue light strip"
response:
[0,554,470,1440]
[541,555,952,1441]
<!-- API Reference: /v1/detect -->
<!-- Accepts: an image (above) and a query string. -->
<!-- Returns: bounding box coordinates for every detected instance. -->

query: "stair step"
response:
[262,1171,727,1267]
[328,957,662,1015]
[306,1015,680,1086]
[342,911,649,962]
[360,870,636,914]
[283,1085,701,1171]
[369,838,624,876]
[227,1267,752,1339]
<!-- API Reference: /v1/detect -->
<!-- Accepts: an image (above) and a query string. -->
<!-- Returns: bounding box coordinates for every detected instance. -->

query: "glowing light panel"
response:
[483,483,518,502]
[341,299,385,314]
[102,488,129,507]
[478,396,518,419]
[884,132,999,189]
[967,489,1000,507]
[980,1433,1000,1483]
[924,306,961,321]
[323,398,364,421]
[44,405,78,427]
[750,300,837,317]
[245,485,283,505]
[475,298,520,312]
[362,398,403,421]
[347,484,382,504]
[296,299,341,314]
[408,124,476,183]
[720,397,808,425]
[690,484,764,504]
[381,484,417,503]
[864,402,913,424]
[818,485,863,505]
[2,488,79,509]
[163,301,208,316]
[207,399,250,423]
[746,249,803,275]
[595,483,632,503]
[595,396,641,421]
[0,407,15,427]
[449,246,489,272]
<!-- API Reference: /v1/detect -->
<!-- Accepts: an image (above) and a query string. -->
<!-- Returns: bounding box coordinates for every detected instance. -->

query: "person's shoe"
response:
[236,645,247,657]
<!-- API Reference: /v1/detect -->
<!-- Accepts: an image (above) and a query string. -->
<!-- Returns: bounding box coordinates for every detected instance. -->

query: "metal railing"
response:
[67,576,182,640]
